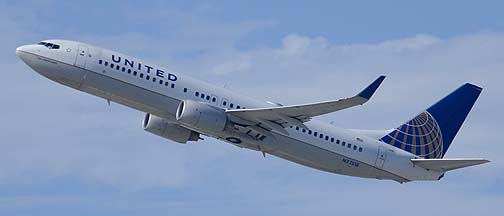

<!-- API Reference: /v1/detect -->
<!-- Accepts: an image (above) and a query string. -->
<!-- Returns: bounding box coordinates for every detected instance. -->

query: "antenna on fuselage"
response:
[257,145,266,158]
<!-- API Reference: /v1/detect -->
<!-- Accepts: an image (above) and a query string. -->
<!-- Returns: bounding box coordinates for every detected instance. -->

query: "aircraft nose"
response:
[16,45,33,64]
[15,45,24,57]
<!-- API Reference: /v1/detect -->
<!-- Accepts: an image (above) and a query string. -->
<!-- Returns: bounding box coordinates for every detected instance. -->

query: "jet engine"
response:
[143,113,200,144]
[176,100,227,132]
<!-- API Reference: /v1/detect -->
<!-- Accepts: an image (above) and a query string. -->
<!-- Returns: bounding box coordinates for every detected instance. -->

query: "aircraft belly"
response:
[79,71,179,121]
[264,134,407,181]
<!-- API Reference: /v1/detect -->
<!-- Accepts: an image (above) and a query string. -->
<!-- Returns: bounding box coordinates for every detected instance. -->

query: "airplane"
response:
[16,39,489,183]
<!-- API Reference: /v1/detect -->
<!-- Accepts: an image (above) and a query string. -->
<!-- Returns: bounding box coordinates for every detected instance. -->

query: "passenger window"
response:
[337,140,340,144]
[230,103,234,108]
[104,61,108,66]
[195,92,199,97]
[358,147,363,152]
[184,88,187,93]
[212,97,216,102]
[342,141,346,147]
[122,67,126,72]
[325,136,329,141]
[116,65,120,70]
[99,60,103,64]
[140,73,144,78]
[206,95,210,100]
[146,75,150,80]
[160,80,164,85]
[302,129,306,133]
[331,138,334,142]
[296,127,299,130]
[353,145,357,150]
[110,63,114,68]
[133,71,137,76]
[319,134,323,139]
[347,143,351,148]
[236,105,241,109]
[201,94,205,99]
[308,130,312,135]
[152,77,156,82]
[223,101,227,106]
[171,84,175,88]
[314,132,318,136]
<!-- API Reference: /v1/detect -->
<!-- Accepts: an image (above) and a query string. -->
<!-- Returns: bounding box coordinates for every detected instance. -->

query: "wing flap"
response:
[411,158,490,172]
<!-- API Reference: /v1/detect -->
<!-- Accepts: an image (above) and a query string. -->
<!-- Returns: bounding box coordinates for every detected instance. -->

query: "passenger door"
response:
[375,146,388,168]
[75,44,88,68]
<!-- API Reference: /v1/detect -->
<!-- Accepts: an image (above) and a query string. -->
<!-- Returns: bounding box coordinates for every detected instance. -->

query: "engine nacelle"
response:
[176,100,227,132]
[143,113,200,144]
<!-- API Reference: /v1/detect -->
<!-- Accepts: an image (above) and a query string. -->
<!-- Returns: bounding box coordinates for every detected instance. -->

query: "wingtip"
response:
[357,75,386,100]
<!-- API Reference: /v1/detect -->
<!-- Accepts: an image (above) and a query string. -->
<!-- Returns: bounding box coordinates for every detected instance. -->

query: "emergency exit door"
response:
[75,44,88,68]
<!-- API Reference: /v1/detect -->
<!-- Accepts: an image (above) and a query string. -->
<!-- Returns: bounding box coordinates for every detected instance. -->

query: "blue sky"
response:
[1,0,503,215]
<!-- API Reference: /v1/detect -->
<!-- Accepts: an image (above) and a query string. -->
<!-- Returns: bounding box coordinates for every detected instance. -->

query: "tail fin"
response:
[380,83,482,158]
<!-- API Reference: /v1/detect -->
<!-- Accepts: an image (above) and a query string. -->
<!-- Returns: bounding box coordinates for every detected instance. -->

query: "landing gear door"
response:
[375,146,388,168]
[75,44,88,68]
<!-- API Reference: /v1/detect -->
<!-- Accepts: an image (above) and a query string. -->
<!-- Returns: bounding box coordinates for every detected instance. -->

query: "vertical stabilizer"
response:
[380,83,482,158]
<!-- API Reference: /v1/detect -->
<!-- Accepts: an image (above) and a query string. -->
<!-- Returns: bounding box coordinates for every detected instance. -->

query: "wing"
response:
[411,158,490,172]
[227,76,386,135]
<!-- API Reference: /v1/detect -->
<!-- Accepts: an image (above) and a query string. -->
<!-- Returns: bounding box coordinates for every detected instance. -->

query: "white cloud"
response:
[279,34,330,57]
[211,55,252,75]
[377,34,441,51]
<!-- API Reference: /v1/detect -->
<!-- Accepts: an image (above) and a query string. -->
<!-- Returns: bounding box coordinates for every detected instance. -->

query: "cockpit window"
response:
[38,42,60,49]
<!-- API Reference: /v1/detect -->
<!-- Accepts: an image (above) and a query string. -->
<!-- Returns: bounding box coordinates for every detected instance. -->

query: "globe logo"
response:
[380,111,443,159]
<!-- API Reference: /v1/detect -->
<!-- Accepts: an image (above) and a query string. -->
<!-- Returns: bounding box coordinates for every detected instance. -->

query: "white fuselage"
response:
[16,40,444,183]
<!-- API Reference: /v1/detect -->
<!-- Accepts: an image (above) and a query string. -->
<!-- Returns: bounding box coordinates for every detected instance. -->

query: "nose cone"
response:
[16,45,24,57]
[16,45,33,64]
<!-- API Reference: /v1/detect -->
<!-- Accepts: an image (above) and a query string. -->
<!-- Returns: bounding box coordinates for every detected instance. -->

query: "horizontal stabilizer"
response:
[411,158,489,172]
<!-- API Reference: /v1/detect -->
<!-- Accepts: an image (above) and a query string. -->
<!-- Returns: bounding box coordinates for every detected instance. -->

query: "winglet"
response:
[357,75,386,99]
